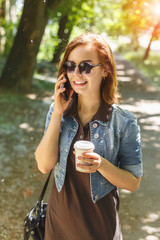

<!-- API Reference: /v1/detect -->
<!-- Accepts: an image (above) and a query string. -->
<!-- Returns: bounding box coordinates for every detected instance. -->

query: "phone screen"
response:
[61,74,71,101]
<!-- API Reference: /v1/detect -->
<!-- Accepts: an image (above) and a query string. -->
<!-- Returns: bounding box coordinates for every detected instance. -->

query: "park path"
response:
[114,54,160,240]
[0,54,160,240]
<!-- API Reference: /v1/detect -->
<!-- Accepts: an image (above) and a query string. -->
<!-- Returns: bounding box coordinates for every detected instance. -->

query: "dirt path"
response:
[115,54,160,240]
[0,55,160,240]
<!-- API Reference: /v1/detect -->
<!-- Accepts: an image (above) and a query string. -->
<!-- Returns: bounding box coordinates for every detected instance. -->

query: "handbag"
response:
[24,170,52,240]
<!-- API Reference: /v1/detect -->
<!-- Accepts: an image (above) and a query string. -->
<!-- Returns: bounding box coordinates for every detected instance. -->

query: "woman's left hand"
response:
[77,152,102,173]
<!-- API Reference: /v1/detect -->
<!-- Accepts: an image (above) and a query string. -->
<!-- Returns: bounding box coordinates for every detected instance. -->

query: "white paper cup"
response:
[73,140,95,172]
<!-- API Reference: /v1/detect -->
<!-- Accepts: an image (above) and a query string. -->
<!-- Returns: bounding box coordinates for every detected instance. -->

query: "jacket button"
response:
[94,133,99,139]
[80,135,83,139]
[95,195,98,200]
[93,123,98,128]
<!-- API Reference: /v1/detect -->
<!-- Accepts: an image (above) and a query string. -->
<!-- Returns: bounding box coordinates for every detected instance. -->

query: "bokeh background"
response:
[0,0,160,239]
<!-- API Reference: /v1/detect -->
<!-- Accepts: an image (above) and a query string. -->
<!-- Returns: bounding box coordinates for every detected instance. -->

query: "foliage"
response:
[0,0,23,56]
[2,0,160,60]
[119,0,160,39]
[1,0,160,91]
[38,0,99,61]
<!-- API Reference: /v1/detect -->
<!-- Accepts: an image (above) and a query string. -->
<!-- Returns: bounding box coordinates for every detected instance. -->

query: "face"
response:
[66,44,105,98]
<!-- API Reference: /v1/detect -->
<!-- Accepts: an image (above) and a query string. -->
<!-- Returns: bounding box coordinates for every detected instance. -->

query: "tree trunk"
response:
[51,14,72,64]
[0,0,5,18]
[143,35,153,60]
[143,21,160,60]
[0,0,62,92]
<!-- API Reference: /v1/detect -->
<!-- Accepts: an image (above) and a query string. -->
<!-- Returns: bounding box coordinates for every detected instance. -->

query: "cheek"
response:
[90,73,103,87]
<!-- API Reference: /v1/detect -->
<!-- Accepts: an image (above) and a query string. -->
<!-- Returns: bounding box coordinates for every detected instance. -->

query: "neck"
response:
[77,94,101,114]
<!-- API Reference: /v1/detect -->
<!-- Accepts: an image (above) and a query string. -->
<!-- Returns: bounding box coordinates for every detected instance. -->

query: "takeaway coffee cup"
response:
[74,140,95,172]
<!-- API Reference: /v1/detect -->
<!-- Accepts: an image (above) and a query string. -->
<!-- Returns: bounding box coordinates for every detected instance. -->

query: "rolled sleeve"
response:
[118,118,143,177]
[121,163,143,177]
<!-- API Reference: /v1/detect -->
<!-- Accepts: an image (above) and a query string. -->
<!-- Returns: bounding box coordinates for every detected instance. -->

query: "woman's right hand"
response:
[53,73,74,116]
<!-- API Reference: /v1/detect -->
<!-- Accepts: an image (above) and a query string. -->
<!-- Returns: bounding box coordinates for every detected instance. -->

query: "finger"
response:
[78,156,93,163]
[77,163,97,173]
[56,87,66,95]
[68,89,74,99]
[78,157,99,167]
[82,150,93,154]
[55,75,66,91]
[58,73,66,81]
[81,153,99,160]
[55,79,66,92]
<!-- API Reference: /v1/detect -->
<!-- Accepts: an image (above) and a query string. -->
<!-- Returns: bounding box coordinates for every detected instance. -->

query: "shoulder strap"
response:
[38,170,53,204]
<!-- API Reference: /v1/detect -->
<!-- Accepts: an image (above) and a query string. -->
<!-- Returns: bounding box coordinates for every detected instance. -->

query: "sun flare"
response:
[153,3,160,16]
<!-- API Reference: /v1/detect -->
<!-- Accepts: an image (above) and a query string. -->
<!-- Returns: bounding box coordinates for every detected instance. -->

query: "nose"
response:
[74,66,80,75]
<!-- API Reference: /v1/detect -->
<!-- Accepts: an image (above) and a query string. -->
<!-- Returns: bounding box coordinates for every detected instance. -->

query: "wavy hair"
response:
[58,33,121,105]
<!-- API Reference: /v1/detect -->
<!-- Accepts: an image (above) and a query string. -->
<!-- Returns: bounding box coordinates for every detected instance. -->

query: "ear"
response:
[102,69,108,78]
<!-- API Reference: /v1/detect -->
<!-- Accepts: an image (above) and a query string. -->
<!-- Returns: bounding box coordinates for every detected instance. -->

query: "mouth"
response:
[73,81,87,86]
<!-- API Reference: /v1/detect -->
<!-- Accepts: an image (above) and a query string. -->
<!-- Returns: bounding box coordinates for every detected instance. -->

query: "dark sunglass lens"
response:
[79,62,92,74]
[64,62,75,73]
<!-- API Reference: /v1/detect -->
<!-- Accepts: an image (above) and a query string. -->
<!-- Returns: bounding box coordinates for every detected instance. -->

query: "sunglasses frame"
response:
[63,61,102,75]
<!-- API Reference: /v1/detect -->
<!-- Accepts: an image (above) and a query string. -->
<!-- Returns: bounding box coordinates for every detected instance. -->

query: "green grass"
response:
[116,45,160,89]
[32,76,55,91]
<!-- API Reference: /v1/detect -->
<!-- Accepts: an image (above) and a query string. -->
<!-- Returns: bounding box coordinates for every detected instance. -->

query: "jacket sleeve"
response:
[44,102,54,135]
[118,118,143,177]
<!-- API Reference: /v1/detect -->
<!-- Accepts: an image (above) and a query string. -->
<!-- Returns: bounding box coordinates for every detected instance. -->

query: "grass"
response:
[116,45,160,89]
[32,76,55,91]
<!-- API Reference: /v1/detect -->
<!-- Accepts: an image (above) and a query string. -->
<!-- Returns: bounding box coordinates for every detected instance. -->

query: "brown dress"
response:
[44,100,122,240]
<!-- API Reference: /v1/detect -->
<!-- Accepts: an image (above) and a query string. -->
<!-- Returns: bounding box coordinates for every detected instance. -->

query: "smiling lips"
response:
[74,81,87,85]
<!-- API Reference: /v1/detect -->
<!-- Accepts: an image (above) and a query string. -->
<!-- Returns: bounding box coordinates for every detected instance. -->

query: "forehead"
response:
[68,44,99,63]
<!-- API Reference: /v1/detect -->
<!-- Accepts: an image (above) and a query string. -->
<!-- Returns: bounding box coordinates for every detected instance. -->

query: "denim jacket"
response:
[44,103,143,203]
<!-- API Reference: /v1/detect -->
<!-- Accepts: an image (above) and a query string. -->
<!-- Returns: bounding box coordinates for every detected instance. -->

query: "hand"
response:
[54,73,74,116]
[77,152,102,173]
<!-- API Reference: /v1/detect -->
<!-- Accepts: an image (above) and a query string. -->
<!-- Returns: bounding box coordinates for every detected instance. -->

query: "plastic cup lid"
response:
[74,140,95,150]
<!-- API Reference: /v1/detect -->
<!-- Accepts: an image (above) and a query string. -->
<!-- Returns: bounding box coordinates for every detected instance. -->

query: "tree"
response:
[51,0,98,63]
[0,0,62,92]
[51,14,72,63]
[143,21,160,60]
[119,0,160,50]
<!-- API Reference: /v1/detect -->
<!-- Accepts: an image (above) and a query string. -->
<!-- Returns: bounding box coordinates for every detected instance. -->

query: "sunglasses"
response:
[63,61,102,75]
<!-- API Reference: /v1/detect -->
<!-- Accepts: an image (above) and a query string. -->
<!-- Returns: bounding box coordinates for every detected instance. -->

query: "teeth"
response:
[74,81,86,84]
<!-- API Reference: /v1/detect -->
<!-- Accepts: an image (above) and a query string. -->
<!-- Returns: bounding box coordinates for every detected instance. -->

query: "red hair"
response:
[58,33,121,105]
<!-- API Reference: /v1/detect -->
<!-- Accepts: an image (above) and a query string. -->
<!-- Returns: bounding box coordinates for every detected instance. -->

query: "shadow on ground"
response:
[115,55,160,240]
[0,55,160,240]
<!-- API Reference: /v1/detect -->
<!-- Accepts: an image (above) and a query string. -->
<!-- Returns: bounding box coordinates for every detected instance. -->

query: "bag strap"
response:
[38,170,53,204]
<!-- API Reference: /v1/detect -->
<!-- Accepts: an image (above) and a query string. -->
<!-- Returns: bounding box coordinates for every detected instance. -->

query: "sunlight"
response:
[116,70,126,76]
[137,101,160,115]
[155,163,160,169]
[121,100,160,115]
[25,93,37,100]
[150,0,160,19]
[19,123,34,132]
[141,225,160,235]
[142,213,160,223]
[140,116,160,128]
[143,125,160,131]
[119,189,132,198]
[153,4,160,16]
[117,76,132,82]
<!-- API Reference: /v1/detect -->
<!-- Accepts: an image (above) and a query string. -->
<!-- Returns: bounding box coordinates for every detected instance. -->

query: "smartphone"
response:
[61,74,71,101]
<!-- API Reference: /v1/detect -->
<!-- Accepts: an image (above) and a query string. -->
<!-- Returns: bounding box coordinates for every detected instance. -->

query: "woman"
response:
[35,33,143,240]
